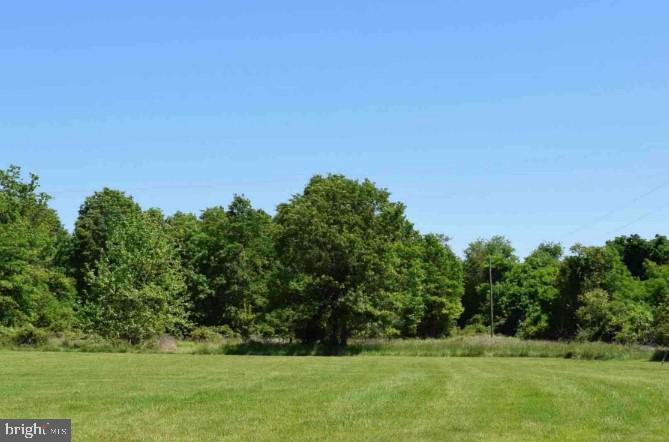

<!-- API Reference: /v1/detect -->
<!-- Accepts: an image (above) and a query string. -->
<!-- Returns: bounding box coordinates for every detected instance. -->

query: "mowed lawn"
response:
[0,352,667,441]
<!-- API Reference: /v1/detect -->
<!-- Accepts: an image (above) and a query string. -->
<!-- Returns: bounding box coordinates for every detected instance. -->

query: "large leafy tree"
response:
[200,196,275,336]
[415,234,464,337]
[495,243,562,338]
[168,196,276,337]
[655,302,669,346]
[166,211,208,319]
[70,188,141,297]
[274,174,418,345]
[0,165,75,329]
[644,262,669,308]
[82,210,190,343]
[644,262,669,345]
[575,288,653,344]
[382,233,427,338]
[370,232,463,339]
[555,244,649,342]
[460,236,518,328]
[608,234,669,279]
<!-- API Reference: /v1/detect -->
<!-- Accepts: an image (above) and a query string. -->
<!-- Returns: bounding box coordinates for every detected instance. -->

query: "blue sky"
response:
[1,1,668,257]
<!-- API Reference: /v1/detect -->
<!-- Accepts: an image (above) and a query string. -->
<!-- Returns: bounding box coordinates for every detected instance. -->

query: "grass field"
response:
[1,352,667,441]
[17,332,657,361]
[197,336,657,360]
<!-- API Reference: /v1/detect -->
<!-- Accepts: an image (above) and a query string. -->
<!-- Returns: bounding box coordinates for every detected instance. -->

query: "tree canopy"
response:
[81,210,190,343]
[0,166,74,330]
[2,164,669,347]
[70,188,141,297]
[274,175,428,345]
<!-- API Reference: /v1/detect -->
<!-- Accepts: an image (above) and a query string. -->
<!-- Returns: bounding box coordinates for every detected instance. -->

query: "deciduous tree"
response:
[71,188,141,297]
[0,165,75,330]
[82,210,190,343]
[274,175,416,345]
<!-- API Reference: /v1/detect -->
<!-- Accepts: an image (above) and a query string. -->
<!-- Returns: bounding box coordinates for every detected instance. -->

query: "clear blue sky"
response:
[2,1,668,257]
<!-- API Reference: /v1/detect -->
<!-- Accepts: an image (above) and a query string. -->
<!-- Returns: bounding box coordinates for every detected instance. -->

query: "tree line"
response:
[1,165,668,346]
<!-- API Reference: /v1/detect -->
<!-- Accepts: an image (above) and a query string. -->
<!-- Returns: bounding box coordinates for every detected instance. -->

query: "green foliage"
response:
[196,335,653,360]
[0,165,75,330]
[4,164,669,347]
[607,234,669,279]
[11,325,49,346]
[461,236,518,328]
[189,325,239,342]
[274,174,458,345]
[165,211,206,313]
[415,234,464,337]
[457,238,661,345]
[356,335,652,360]
[553,244,646,339]
[646,263,669,345]
[168,195,276,338]
[655,302,669,346]
[576,289,653,344]
[71,188,141,297]
[497,243,562,338]
[644,262,669,306]
[189,326,223,343]
[81,210,190,343]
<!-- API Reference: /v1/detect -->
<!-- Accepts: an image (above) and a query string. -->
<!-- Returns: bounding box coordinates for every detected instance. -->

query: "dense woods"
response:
[2,164,668,346]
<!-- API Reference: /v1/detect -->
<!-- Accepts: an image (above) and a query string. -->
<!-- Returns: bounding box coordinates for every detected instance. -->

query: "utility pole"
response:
[489,256,494,338]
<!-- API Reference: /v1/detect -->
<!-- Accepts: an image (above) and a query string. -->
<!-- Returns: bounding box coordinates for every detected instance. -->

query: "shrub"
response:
[190,326,224,342]
[82,212,190,344]
[0,326,13,345]
[654,302,669,346]
[12,326,49,346]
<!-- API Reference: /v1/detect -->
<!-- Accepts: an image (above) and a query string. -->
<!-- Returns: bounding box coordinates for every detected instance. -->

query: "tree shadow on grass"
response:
[650,348,669,362]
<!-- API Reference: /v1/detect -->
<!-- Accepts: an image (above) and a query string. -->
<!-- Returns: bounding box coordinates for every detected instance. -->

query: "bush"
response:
[0,326,13,345]
[189,326,224,342]
[654,302,669,346]
[12,326,49,346]
[459,315,488,336]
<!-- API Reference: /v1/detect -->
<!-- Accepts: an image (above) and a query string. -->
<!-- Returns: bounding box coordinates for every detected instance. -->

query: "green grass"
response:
[3,329,660,361]
[196,335,656,360]
[1,351,667,441]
